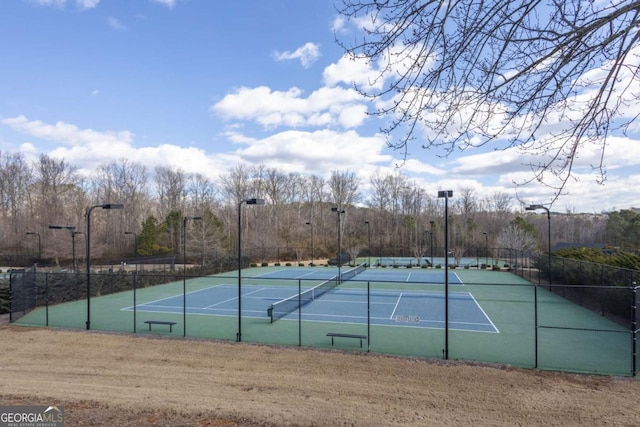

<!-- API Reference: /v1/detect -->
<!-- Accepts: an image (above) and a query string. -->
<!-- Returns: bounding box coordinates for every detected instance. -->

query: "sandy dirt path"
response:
[1,324,639,426]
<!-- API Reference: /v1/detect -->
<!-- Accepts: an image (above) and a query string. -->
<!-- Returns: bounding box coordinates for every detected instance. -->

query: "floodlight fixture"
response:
[437,190,453,360]
[305,222,314,265]
[86,203,124,330]
[237,197,265,342]
[525,204,552,286]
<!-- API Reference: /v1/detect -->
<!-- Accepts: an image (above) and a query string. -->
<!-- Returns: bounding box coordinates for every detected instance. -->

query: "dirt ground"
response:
[1,323,640,427]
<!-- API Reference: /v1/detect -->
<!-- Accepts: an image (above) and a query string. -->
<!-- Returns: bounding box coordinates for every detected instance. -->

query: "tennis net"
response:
[267,264,367,322]
[268,276,338,322]
[339,263,367,283]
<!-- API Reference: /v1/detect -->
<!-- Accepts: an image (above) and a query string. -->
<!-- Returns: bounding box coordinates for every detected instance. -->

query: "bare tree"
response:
[337,0,640,198]
[328,170,361,208]
[497,218,538,252]
[219,164,252,204]
[367,169,392,212]
[154,166,187,219]
[95,159,149,233]
[187,173,218,213]
[0,152,33,255]
[34,154,78,228]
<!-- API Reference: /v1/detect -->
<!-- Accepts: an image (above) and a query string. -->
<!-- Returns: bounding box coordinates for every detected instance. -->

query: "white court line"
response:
[121,284,226,310]
[468,292,500,333]
[204,287,264,309]
[252,268,287,278]
[451,271,464,286]
[389,293,403,320]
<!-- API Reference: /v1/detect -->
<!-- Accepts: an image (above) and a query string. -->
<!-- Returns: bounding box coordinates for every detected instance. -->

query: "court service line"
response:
[389,293,403,320]
[204,287,265,309]
[131,284,226,307]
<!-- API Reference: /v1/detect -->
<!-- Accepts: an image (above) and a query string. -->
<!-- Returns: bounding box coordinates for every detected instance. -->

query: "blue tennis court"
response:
[122,282,498,333]
[251,266,464,285]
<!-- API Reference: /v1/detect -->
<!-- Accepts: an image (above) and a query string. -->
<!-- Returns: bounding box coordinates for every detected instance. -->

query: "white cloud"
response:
[323,54,385,90]
[32,0,65,6]
[331,15,347,33]
[273,42,321,68]
[150,0,176,8]
[230,129,392,175]
[1,116,228,180]
[107,16,127,31]
[211,86,368,129]
[2,115,134,147]
[76,0,99,8]
[31,0,99,9]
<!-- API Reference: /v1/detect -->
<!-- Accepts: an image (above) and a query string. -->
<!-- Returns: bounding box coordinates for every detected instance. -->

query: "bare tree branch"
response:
[336,0,640,202]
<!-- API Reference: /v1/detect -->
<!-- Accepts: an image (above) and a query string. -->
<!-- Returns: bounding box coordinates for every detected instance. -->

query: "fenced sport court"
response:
[9,263,639,376]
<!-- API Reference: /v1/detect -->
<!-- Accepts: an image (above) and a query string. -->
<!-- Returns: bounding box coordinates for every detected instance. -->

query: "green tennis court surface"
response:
[13,267,634,376]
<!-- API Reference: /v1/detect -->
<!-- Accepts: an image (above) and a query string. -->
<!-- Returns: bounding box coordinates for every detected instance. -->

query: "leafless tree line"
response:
[0,151,608,266]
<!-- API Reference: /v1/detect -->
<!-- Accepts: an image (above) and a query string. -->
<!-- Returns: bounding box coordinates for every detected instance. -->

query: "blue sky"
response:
[1,0,638,213]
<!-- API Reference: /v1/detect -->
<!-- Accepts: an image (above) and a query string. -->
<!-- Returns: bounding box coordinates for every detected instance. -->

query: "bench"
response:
[326,332,367,348]
[144,320,177,332]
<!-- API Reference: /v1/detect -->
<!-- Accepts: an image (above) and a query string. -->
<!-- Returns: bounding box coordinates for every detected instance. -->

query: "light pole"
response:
[422,230,428,266]
[305,222,314,265]
[237,198,265,342]
[429,221,435,268]
[86,203,124,330]
[183,216,202,337]
[48,225,76,270]
[438,190,453,360]
[364,221,371,267]
[25,231,41,262]
[331,207,345,281]
[526,204,552,284]
[483,232,489,267]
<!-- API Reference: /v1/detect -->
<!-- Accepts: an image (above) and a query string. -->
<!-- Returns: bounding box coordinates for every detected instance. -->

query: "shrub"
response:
[274,263,281,266]
[298,263,304,267]
[492,265,501,271]
[250,263,257,267]
[285,262,292,267]
[261,262,268,267]
[421,264,428,269]
[435,264,442,269]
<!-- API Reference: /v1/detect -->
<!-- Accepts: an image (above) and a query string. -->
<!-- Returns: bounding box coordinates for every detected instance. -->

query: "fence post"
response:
[298,279,302,347]
[534,285,538,369]
[45,272,49,327]
[632,283,637,377]
[133,273,137,334]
